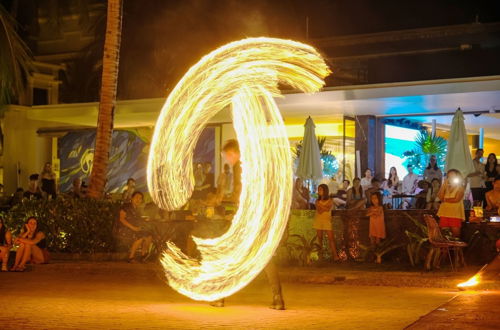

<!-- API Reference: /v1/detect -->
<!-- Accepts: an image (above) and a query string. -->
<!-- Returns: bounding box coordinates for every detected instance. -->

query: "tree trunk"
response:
[88,0,122,198]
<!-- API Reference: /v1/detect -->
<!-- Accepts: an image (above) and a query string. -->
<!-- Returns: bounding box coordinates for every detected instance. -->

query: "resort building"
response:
[1,2,499,195]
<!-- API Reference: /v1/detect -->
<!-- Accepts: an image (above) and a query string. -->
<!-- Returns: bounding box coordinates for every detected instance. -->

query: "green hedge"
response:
[1,197,121,253]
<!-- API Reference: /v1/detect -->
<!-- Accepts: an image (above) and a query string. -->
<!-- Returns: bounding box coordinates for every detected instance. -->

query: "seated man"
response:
[485,177,500,212]
[415,180,430,209]
[401,165,419,209]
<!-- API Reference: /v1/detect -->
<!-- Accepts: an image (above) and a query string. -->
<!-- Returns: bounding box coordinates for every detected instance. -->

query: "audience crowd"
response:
[0,146,498,269]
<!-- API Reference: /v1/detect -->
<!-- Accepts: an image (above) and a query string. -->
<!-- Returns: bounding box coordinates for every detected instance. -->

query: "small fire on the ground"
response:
[457,274,480,290]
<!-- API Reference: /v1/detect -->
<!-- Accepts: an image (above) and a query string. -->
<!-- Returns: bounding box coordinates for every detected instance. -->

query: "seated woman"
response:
[346,178,366,209]
[0,217,13,271]
[116,192,152,263]
[11,217,48,272]
[485,177,500,212]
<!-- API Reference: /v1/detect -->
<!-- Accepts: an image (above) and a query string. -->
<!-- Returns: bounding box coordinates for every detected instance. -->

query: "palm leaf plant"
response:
[286,234,321,266]
[0,3,33,105]
[359,239,404,264]
[402,130,447,175]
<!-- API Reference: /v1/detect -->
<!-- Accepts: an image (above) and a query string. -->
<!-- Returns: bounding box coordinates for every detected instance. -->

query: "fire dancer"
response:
[210,139,285,310]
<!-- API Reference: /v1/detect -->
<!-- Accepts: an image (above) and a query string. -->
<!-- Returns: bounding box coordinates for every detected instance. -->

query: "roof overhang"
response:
[23,75,500,138]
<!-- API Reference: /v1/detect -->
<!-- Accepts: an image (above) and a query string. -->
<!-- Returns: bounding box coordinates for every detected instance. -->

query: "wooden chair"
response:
[423,214,467,271]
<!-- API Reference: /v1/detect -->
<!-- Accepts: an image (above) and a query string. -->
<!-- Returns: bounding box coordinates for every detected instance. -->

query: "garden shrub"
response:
[1,197,121,253]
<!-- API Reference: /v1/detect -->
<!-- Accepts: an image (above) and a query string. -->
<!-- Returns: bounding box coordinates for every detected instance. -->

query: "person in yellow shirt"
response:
[437,169,465,237]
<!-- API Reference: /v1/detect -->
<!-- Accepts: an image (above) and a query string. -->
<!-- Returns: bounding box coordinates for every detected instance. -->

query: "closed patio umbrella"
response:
[296,116,323,180]
[445,108,475,177]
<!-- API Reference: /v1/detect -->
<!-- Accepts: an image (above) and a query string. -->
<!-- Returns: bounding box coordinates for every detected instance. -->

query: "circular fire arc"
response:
[147,37,330,301]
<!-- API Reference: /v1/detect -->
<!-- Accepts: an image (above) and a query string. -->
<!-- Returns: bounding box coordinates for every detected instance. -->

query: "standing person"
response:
[468,149,486,205]
[116,192,152,263]
[437,169,465,238]
[216,163,232,201]
[423,155,443,183]
[485,153,499,192]
[320,176,339,197]
[402,165,419,209]
[23,174,42,200]
[367,192,385,247]
[292,178,309,210]
[40,162,57,200]
[360,168,373,191]
[122,178,136,202]
[0,217,12,271]
[200,162,215,199]
[313,184,340,262]
[213,139,284,310]
[192,163,206,200]
[11,217,48,272]
[346,178,366,209]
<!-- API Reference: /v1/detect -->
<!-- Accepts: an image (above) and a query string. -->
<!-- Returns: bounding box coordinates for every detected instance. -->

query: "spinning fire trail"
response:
[147,37,330,301]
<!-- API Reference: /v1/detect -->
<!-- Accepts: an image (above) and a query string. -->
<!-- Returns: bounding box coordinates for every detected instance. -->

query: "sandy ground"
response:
[0,262,457,329]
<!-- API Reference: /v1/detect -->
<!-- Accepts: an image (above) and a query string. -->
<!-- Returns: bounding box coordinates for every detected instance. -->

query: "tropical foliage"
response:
[1,198,120,253]
[0,3,32,105]
[359,239,404,264]
[282,234,321,266]
[403,213,430,267]
[402,130,447,175]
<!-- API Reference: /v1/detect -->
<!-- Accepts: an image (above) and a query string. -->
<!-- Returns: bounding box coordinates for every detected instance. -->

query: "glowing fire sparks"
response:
[147,37,330,301]
[457,275,480,289]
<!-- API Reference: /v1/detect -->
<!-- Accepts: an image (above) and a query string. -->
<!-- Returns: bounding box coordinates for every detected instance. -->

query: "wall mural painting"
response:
[58,127,216,195]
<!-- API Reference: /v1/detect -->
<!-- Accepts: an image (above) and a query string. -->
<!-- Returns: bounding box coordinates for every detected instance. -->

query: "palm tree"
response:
[0,3,32,105]
[88,0,123,198]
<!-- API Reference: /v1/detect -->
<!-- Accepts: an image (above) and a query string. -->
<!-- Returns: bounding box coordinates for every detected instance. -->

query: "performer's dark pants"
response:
[264,259,282,297]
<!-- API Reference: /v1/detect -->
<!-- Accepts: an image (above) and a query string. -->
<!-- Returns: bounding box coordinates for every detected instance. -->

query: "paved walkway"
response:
[406,254,500,329]
[0,262,457,329]
[406,291,500,329]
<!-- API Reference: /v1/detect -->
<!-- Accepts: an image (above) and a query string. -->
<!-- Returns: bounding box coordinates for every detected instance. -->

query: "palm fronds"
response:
[0,4,32,105]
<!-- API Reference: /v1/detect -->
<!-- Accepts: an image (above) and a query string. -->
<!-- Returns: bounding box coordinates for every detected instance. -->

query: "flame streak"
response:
[457,275,480,288]
[147,37,330,301]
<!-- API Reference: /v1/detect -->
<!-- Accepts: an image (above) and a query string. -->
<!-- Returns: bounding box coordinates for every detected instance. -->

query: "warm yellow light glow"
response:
[147,37,330,301]
[457,275,480,288]
[286,123,343,138]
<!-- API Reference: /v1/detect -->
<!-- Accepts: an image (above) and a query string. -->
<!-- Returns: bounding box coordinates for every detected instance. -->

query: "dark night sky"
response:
[117,0,500,99]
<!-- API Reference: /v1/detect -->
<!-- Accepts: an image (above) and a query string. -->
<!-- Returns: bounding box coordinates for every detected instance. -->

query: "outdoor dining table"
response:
[143,212,231,258]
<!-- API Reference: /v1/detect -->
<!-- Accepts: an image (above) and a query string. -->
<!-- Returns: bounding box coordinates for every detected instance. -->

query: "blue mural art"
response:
[193,127,216,170]
[59,130,149,193]
[58,127,216,194]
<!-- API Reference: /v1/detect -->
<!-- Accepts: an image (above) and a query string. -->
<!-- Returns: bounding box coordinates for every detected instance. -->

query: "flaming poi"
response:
[147,37,330,301]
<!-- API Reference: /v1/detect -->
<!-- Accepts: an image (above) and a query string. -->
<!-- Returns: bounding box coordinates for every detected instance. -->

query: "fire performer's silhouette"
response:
[210,139,285,310]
